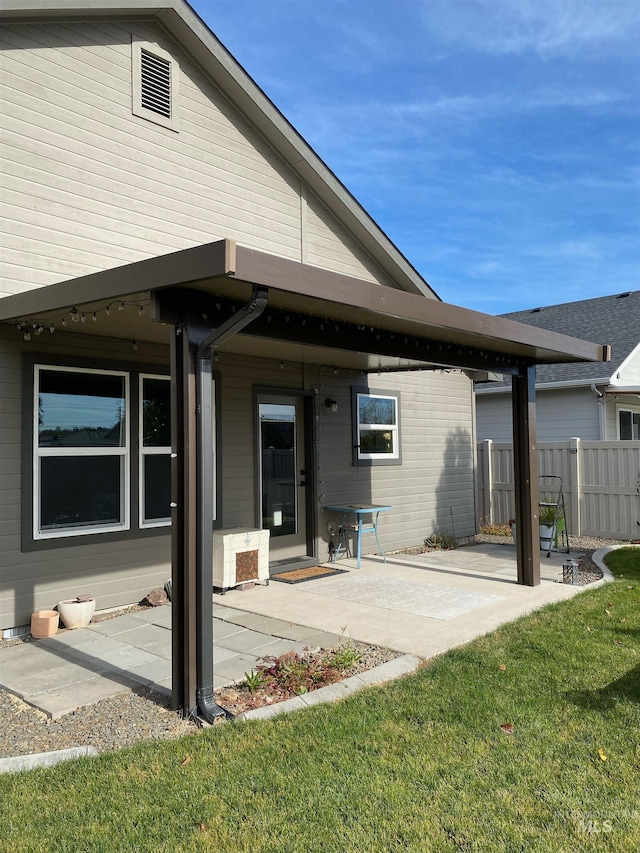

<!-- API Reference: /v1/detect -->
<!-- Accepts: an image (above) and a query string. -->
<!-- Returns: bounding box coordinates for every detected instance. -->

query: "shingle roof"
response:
[477,291,639,388]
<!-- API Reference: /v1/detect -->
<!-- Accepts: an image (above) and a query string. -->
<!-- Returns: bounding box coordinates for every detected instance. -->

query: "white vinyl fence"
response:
[477,439,640,540]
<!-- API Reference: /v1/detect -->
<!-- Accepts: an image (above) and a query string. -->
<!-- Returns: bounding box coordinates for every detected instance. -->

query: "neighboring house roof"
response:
[0,0,437,301]
[476,291,639,392]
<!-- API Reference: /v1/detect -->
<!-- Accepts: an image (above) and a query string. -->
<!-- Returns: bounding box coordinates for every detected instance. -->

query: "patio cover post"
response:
[170,324,198,713]
[512,365,540,586]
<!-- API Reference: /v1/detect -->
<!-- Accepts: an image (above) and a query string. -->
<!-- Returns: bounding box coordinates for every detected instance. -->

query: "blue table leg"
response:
[356,519,362,569]
[374,511,386,563]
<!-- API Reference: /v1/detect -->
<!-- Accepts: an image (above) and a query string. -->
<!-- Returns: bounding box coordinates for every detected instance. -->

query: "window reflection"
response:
[359,396,396,425]
[38,370,125,447]
[142,378,171,447]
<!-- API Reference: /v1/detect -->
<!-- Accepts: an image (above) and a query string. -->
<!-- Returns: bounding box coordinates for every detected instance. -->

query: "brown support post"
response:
[170,325,198,714]
[512,366,540,586]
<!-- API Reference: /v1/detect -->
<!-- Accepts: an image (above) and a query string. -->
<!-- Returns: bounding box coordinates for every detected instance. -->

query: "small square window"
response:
[132,40,179,131]
[352,387,401,465]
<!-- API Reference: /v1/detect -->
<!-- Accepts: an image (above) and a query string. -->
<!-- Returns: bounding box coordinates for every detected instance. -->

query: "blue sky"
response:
[191,0,640,315]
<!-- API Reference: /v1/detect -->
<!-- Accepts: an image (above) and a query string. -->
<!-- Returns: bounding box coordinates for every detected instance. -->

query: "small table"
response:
[324,504,393,569]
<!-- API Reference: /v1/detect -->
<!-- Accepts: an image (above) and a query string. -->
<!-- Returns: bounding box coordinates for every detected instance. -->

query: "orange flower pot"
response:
[31,610,59,638]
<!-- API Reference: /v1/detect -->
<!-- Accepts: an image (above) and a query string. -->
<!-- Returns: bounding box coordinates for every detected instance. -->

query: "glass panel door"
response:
[258,394,309,562]
[260,403,297,537]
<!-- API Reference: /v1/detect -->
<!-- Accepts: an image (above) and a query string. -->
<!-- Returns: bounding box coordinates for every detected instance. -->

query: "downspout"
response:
[193,286,268,722]
[591,384,605,440]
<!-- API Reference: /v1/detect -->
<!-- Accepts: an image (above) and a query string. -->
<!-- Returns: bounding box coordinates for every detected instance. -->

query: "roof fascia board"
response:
[0,239,236,321]
[476,377,613,395]
[0,240,609,366]
[233,246,608,365]
[610,340,640,385]
[604,386,640,395]
[0,0,435,300]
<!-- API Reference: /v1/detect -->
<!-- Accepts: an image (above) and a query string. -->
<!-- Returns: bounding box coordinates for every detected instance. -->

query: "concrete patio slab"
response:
[215,628,285,655]
[250,638,315,659]
[212,619,246,640]
[0,543,605,722]
[217,544,594,660]
[127,606,173,628]
[125,656,173,687]
[86,614,153,636]
[23,675,134,719]
[213,652,261,682]
[114,624,173,658]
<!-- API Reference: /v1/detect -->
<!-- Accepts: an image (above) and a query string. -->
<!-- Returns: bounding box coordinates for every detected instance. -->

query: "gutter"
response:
[192,285,268,723]
[476,376,613,395]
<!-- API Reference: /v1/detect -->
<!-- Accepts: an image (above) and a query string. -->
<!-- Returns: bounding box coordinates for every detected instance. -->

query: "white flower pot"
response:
[57,597,96,629]
[539,523,556,552]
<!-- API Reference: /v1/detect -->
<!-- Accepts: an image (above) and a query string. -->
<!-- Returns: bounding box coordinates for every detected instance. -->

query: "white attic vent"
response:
[140,49,172,118]
[132,40,179,131]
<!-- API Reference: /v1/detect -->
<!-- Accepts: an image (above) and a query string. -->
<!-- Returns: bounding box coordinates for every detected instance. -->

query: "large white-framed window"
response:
[34,365,130,540]
[618,408,640,440]
[352,388,401,464]
[139,374,171,528]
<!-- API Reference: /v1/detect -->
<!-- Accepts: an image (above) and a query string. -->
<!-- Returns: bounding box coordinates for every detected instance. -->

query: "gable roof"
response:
[476,290,638,391]
[0,0,437,300]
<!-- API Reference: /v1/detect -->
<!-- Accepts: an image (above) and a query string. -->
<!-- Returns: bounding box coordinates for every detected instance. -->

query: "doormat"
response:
[272,566,349,584]
[307,575,505,620]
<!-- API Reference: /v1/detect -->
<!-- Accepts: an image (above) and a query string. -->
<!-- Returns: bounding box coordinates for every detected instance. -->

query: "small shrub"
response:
[244,669,268,694]
[246,644,365,698]
[326,640,362,670]
[424,531,458,550]
[479,522,512,536]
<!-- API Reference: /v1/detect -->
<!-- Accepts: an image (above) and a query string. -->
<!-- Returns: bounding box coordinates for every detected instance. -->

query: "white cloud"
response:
[420,0,640,57]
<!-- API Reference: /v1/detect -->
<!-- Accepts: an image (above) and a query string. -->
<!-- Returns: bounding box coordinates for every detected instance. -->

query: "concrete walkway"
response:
[0,603,343,719]
[0,543,603,719]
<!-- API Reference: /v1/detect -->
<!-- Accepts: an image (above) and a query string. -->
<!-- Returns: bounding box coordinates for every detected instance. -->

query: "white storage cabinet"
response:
[212,527,270,593]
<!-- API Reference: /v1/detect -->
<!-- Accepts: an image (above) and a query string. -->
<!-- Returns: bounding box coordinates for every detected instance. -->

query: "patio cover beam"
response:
[154,289,521,374]
[0,240,610,368]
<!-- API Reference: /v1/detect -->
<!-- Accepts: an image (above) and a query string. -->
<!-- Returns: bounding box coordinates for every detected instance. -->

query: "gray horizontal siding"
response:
[314,369,475,558]
[1,335,475,628]
[0,330,172,629]
[1,18,398,298]
[476,386,601,442]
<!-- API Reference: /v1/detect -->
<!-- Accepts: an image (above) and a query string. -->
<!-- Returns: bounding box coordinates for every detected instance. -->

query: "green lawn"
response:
[1,548,639,852]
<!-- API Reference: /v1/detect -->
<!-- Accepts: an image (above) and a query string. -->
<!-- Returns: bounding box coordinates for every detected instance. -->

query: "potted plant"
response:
[539,504,558,553]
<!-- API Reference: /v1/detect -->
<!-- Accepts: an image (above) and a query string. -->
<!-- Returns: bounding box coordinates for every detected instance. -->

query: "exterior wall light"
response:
[325,398,338,413]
